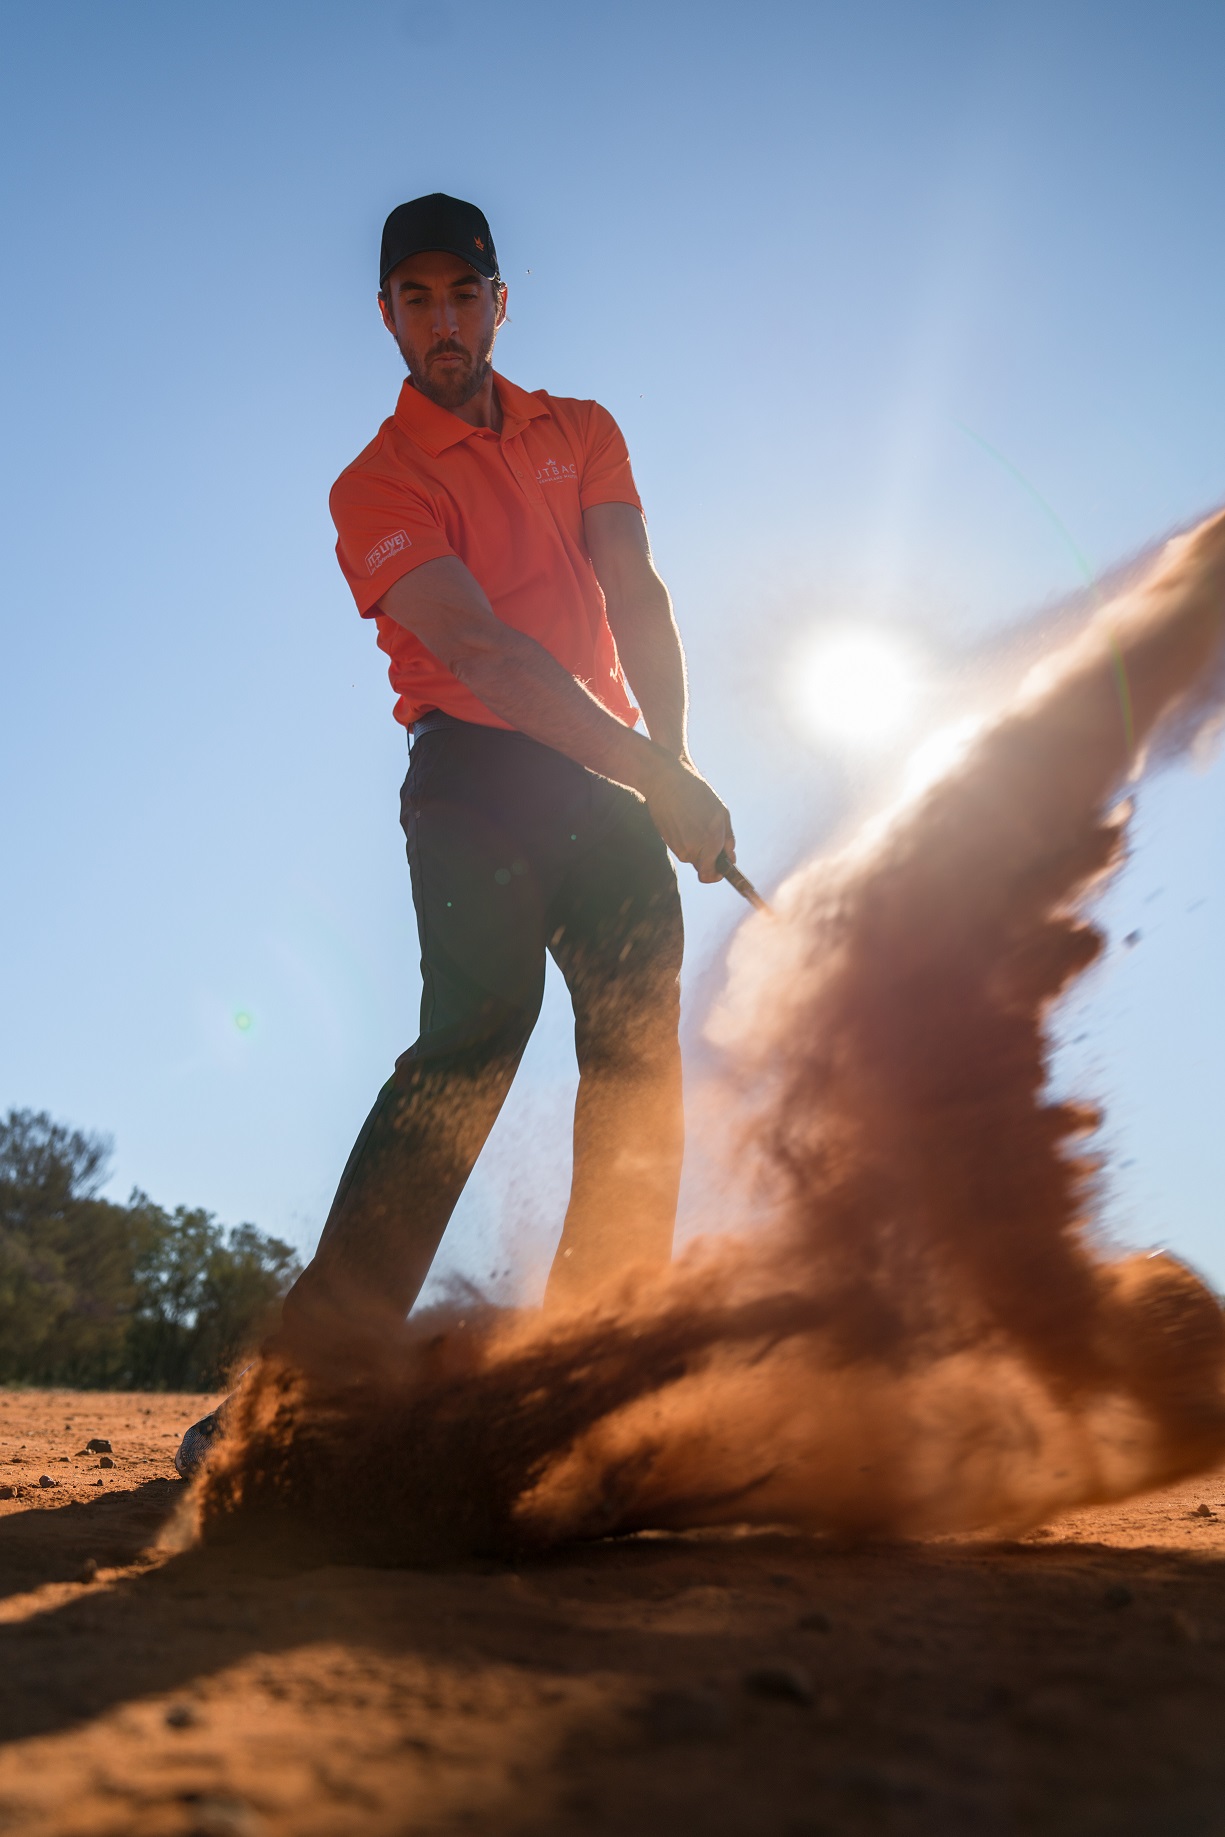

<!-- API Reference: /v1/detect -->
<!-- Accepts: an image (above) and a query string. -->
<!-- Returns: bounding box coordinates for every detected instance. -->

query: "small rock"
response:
[798,1608,832,1632]
[38,1475,58,1489]
[98,1456,114,1469]
[0,1485,14,1500]
[79,1558,99,1583]
[165,1702,199,1729]
[641,1685,731,1742]
[1192,1503,1215,1519]
[85,1439,112,1455]
[743,1662,815,1706]
[180,1794,259,1836]
[58,1455,70,1463]
[1104,1584,1133,1609]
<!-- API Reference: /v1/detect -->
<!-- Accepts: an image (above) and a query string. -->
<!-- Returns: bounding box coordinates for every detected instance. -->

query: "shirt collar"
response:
[393,371,550,456]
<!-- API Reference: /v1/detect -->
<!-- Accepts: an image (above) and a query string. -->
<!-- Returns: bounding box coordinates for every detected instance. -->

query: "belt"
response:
[410,708,469,740]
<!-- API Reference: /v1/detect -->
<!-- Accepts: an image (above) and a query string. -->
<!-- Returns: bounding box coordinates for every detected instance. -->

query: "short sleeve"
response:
[329,464,455,617]
[576,402,642,514]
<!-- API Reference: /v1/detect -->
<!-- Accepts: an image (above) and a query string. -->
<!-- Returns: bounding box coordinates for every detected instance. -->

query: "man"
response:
[176,193,733,1471]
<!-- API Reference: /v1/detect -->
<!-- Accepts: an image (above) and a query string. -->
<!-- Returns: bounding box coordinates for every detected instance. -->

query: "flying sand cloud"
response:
[194,509,1225,1565]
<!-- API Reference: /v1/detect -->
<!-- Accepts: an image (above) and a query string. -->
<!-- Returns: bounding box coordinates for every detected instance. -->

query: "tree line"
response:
[0,1108,300,1389]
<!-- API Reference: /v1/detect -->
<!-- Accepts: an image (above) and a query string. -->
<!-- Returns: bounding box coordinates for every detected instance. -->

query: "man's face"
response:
[378,250,506,410]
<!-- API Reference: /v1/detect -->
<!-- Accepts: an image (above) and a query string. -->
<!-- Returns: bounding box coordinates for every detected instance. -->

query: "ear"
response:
[494,283,508,329]
[378,291,396,335]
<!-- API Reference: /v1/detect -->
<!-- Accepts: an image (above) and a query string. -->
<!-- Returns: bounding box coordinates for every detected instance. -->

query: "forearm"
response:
[458,626,732,878]
[453,623,668,796]
[379,556,666,796]
[376,551,731,873]
[607,579,690,760]
[461,629,731,879]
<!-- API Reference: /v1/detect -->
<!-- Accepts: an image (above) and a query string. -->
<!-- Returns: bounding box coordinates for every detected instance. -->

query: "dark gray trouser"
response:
[280,719,685,1355]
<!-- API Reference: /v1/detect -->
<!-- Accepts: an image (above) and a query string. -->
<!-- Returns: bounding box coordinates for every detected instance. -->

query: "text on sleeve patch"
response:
[365,530,412,575]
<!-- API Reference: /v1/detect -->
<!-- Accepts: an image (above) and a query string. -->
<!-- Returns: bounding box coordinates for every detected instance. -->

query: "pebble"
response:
[85,1439,112,1455]
[165,1702,199,1729]
[1192,1503,1215,1519]
[743,1662,815,1706]
[79,1558,99,1584]
[38,1475,58,1489]
[181,1794,260,1837]
[0,1485,14,1500]
[640,1685,731,1742]
[98,1456,114,1469]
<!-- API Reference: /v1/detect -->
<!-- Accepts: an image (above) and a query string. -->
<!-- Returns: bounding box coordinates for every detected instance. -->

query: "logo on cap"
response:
[365,529,412,575]
[474,236,485,250]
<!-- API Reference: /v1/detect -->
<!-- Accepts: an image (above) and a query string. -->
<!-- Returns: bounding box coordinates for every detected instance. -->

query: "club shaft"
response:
[716,851,771,915]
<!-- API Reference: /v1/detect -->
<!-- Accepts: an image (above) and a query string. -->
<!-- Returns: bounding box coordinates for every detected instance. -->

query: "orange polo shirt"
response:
[330,372,642,731]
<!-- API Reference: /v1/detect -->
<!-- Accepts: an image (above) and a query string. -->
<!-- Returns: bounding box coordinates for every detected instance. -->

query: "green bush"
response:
[0,1109,300,1389]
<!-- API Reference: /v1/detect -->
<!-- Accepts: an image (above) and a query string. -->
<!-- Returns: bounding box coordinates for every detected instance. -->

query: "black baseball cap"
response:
[379,193,499,288]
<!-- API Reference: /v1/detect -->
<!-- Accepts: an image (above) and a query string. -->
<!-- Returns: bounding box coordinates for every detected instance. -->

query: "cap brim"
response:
[380,241,499,287]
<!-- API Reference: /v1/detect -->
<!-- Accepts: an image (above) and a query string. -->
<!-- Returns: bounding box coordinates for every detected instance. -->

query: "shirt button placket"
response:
[505,435,549,517]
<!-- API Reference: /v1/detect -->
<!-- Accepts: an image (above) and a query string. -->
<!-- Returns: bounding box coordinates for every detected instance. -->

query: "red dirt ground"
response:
[2,1387,1224,1836]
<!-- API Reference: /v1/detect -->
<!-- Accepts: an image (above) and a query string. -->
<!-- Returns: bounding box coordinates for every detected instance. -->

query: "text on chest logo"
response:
[535,456,577,486]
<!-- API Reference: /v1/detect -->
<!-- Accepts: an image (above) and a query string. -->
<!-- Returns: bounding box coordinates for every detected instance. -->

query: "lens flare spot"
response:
[234,1011,254,1033]
[792,628,924,749]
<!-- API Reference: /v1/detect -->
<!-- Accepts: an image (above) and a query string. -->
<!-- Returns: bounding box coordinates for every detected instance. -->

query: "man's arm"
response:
[377,557,734,880]
[582,501,688,759]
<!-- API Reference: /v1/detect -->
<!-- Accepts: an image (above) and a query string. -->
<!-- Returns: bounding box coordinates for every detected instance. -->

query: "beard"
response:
[402,336,494,411]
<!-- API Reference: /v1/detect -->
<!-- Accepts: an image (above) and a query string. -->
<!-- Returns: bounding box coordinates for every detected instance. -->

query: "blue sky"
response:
[1,0,1221,1297]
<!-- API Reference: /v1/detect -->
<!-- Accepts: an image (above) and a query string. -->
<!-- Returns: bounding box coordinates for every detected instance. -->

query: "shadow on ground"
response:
[2,1476,1225,1836]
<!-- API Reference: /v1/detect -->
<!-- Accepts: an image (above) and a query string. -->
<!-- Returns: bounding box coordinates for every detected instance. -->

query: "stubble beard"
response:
[402,338,494,411]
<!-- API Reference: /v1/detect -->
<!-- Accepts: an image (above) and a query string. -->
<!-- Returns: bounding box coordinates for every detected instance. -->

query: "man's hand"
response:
[641,752,735,883]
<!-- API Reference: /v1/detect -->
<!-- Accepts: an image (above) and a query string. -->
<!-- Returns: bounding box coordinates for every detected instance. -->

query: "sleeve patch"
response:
[365,530,412,575]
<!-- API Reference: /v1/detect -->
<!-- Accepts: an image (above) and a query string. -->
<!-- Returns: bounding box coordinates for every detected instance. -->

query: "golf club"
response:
[716,850,772,915]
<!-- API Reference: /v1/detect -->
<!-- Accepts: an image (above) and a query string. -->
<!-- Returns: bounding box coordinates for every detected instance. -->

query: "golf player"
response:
[176,192,734,1468]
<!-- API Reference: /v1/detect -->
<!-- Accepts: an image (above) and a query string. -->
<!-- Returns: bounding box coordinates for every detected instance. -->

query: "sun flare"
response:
[791,627,924,749]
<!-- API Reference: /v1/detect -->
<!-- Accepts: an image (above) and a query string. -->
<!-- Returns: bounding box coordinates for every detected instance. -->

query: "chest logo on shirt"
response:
[535,455,577,486]
[365,529,412,574]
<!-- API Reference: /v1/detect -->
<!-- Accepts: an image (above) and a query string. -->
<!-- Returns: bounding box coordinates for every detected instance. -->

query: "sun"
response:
[791,627,924,749]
